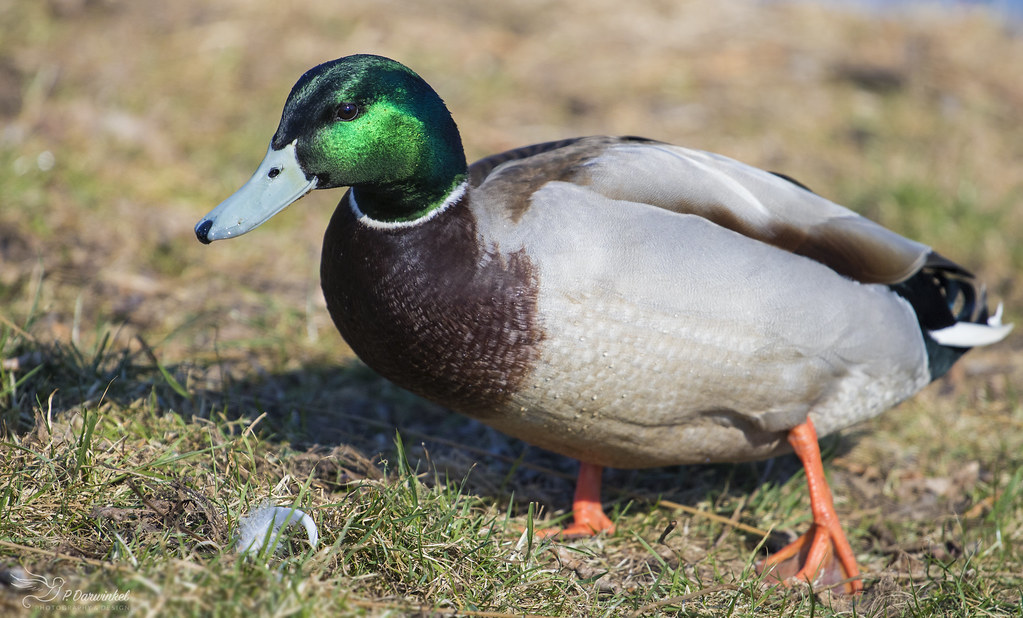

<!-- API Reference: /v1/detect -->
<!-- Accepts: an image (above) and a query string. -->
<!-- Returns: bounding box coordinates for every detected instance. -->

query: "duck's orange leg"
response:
[757,419,863,594]
[535,462,616,538]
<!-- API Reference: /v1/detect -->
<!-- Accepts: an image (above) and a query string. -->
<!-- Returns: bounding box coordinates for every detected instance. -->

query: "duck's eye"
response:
[334,103,360,122]
[267,167,281,179]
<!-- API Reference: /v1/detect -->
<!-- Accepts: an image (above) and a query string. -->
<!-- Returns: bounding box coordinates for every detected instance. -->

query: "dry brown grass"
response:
[1,0,1021,616]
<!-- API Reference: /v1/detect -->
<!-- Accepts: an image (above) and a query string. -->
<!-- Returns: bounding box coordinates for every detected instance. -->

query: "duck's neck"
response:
[352,173,467,224]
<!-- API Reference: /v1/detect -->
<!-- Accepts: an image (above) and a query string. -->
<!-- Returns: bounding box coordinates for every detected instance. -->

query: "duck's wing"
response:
[574,138,1012,345]
[471,136,931,285]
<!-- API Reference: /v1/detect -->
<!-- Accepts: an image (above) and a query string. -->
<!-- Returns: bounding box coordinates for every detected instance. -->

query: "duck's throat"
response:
[350,177,468,227]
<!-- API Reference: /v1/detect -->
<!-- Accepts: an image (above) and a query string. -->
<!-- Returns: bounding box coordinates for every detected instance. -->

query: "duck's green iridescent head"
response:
[196,54,467,243]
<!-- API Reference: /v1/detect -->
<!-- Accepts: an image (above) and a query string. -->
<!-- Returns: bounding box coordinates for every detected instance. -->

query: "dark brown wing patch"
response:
[469,136,659,223]
[468,137,588,187]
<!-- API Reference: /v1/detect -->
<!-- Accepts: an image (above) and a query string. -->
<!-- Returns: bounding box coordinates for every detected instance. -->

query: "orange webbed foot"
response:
[757,523,858,592]
[534,503,615,538]
[533,462,616,539]
[757,420,863,595]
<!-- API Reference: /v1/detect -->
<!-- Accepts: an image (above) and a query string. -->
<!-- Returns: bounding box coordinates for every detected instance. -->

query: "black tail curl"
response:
[888,251,989,381]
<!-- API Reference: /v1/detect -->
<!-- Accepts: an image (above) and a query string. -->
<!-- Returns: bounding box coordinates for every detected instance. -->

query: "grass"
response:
[2,0,1023,616]
[0,313,1020,616]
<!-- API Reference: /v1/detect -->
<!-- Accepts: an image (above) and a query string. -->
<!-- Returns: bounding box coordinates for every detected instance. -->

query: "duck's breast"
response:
[320,191,546,419]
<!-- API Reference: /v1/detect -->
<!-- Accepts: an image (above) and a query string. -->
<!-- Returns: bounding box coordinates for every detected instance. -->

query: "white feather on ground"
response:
[235,504,319,557]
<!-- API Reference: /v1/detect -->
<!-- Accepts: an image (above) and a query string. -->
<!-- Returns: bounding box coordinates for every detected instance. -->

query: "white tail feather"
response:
[929,302,1013,347]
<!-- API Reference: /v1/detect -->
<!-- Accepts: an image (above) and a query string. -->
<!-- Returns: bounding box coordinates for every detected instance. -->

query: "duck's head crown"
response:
[195,55,467,242]
[275,54,466,219]
[193,56,468,241]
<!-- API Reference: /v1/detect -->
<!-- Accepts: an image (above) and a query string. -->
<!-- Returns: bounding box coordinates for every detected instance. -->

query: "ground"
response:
[0,0,1021,616]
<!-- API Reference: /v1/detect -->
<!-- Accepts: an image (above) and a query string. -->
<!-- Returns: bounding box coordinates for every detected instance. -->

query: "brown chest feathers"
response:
[320,192,544,417]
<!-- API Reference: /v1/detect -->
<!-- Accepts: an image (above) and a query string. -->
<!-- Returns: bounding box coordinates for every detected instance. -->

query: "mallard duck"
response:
[195,54,1011,594]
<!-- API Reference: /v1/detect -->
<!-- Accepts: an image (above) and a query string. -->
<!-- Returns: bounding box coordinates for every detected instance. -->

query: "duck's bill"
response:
[195,140,317,244]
